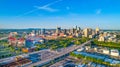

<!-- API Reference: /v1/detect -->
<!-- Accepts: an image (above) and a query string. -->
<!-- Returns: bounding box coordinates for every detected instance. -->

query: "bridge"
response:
[26,40,92,67]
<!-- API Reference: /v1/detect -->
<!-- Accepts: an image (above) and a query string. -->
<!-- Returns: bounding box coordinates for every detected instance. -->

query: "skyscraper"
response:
[70,28,75,34]
[83,28,92,37]
[41,28,46,35]
[76,26,77,30]
[96,27,100,34]
[56,27,61,34]
[38,29,41,35]
[64,29,67,34]
[78,27,81,31]
[83,28,89,37]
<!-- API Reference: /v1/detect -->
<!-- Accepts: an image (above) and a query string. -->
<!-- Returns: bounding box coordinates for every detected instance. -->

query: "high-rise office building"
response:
[64,29,67,34]
[83,28,92,37]
[56,27,61,34]
[76,26,78,30]
[96,27,100,34]
[35,29,39,35]
[32,30,35,34]
[88,28,92,35]
[78,27,81,31]
[38,29,41,35]
[83,28,89,37]
[41,28,46,35]
[70,28,75,34]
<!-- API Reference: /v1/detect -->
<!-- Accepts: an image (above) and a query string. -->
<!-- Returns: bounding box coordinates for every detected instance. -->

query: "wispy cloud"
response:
[17,0,62,16]
[96,9,102,15]
[35,0,62,12]
[42,0,62,7]
[34,6,58,12]
[18,9,39,16]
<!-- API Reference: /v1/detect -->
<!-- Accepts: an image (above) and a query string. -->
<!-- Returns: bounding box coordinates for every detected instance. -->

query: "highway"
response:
[26,40,92,67]
[0,49,50,64]
[0,37,8,40]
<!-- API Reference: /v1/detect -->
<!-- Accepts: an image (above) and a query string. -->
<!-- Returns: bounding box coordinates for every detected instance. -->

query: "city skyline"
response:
[0,0,120,29]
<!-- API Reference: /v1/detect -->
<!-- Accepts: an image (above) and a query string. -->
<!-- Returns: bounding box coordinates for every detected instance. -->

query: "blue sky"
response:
[0,0,120,29]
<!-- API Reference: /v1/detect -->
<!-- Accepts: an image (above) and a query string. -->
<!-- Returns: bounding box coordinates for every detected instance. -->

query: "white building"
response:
[110,49,119,56]
[98,36,105,42]
[103,49,110,55]
[83,28,92,38]
[77,47,84,52]
[89,35,94,38]
[85,46,91,50]
[75,33,82,37]
[94,47,98,52]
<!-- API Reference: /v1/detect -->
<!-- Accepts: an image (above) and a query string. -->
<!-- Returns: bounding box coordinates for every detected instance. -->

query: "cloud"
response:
[34,6,58,12]
[17,0,63,16]
[96,9,102,15]
[43,0,63,7]
[17,9,39,17]
[34,0,62,12]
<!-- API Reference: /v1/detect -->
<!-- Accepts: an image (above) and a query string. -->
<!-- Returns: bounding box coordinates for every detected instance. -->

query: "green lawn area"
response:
[0,40,23,59]
[70,52,120,67]
[35,37,90,50]
[92,39,120,50]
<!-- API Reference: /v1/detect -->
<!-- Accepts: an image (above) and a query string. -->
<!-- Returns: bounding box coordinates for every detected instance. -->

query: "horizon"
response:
[0,0,120,29]
[1,27,120,30]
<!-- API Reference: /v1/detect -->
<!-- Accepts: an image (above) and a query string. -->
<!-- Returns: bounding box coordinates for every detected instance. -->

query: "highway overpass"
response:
[26,40,92,67]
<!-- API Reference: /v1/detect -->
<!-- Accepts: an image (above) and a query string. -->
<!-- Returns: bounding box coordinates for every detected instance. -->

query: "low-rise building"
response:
[8,37,25,47]
[110,49,119,57]
[98,36,105,42]
[85,46,91,51]
[1,58,32,67]
[103,48,110,55]
[91,63,97,67]
[77,64,85,67]
[94,47,98,52]
[28,53,41,63]
[111,60,120,64]
[89,35,94,38]
[87,62,92,67]
[25,36,44,48]
[77,47,84,52]
[104,58,113,63]
[96,64,102,67]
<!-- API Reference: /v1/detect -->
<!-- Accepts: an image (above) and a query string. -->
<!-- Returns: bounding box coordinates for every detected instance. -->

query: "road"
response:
[50,56,76,67]
[26,40,92,67]
[0,37,8,40]
[0,49,50,64]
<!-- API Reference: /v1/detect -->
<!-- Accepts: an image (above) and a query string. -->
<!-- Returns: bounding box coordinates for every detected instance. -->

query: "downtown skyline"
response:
[0,0,120,29]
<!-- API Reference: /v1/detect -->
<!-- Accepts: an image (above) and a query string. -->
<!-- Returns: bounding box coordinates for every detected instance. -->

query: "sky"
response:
[0,0,120,29]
